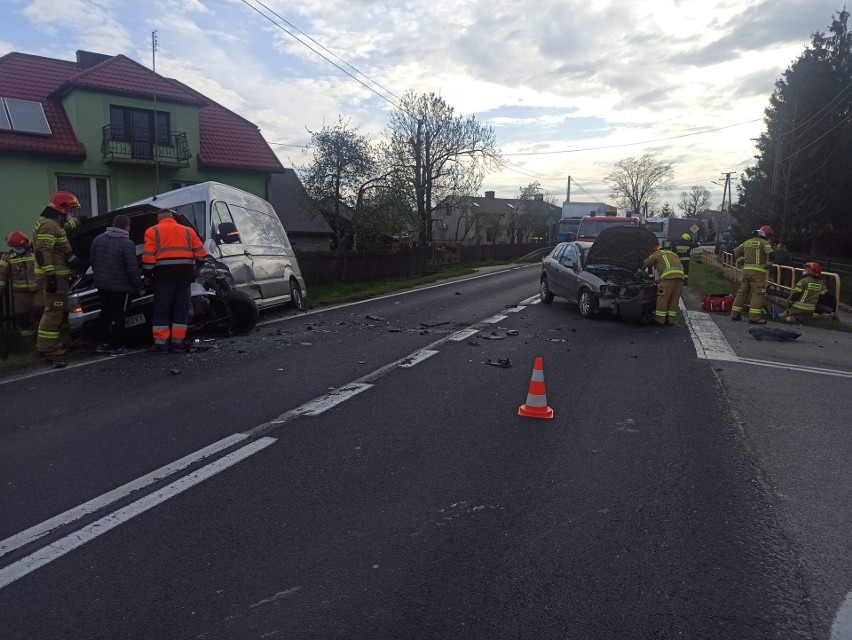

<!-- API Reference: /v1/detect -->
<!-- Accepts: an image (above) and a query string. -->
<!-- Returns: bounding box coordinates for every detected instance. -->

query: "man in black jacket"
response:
[89,214,145,355]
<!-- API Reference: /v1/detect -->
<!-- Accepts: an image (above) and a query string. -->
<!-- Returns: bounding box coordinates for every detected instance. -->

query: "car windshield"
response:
[578,220,636,238]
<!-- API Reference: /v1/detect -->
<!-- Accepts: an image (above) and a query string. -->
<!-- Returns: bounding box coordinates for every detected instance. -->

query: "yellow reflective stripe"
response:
[38,329,60,339]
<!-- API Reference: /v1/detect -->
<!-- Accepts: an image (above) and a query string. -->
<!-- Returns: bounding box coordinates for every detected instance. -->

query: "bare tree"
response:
[300,117,374,249]
[677,185,711,217]
[385,91,502,244]
[605,153,675,218]
[503,182,541,244]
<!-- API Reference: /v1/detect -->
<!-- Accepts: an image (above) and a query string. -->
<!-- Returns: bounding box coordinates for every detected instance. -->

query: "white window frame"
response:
[55,175,110,219]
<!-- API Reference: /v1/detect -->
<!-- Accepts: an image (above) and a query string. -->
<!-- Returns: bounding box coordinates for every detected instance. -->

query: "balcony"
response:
[101,125,192,168]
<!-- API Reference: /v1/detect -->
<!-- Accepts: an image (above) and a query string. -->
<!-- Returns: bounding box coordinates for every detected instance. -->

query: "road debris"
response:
[419,321,449,328]
[485,358,512,368]
[748,327,801,341]
[366,315,386,322]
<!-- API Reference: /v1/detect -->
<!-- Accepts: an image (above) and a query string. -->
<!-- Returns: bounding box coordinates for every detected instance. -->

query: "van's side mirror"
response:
[217,221,241,244]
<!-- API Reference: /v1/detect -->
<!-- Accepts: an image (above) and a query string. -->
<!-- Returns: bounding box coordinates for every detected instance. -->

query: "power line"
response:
[502,118,763,156]
[237,0,401,110]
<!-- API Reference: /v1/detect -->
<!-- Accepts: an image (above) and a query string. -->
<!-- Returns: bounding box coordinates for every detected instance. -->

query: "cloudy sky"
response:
[0,0,839,211]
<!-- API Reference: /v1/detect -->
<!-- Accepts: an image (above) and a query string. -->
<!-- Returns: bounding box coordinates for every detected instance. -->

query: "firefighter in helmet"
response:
[0,231,43,337]
[669,232,697,284]
[731,225,774,324]
[32,191,82,358]
[640,243,685,326]
[781,262,826,324]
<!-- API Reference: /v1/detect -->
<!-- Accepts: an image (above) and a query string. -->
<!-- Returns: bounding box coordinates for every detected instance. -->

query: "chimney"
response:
[76,50,112,69]
[534,193,544,201]
[485,191,495,199]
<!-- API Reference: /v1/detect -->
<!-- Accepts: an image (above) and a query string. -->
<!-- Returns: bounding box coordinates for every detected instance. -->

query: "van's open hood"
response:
[68,204,195,267]
[584,226,659,271]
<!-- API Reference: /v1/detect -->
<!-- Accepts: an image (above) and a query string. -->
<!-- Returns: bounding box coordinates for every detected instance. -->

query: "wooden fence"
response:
[295,242,547,286]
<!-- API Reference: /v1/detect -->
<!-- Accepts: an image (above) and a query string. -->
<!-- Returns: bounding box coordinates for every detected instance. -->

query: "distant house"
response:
[0,50,293,239]
[437,190,562,244]
[268,170,334,251]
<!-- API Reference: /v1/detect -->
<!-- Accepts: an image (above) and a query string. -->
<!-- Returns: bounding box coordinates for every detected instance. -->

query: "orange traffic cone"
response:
[518,357,554,419]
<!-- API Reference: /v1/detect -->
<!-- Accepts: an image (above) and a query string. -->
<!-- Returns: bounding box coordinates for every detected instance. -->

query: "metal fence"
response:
[295,242,547,286]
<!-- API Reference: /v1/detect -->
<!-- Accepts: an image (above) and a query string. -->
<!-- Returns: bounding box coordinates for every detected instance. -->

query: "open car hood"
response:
[68,204,195,268]
[584,226,659,271]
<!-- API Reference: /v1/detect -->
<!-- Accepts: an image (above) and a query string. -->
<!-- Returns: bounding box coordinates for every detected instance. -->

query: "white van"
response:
[127,182,306,310]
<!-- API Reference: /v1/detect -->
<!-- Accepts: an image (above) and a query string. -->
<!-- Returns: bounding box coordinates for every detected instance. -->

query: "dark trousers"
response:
[97,290,130,347]
[151,280,191,345]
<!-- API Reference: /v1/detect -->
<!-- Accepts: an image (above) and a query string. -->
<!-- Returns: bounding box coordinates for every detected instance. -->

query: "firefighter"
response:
[731,225,774,324]
[670,232,697,283]
[781,262,826,324]
[0,231,43,337]
[640,244,685,326]
[142,208,206,353]
[32,191,82,358]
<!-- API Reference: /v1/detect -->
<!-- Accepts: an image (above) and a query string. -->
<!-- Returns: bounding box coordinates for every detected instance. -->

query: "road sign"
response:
[690,224,700,234]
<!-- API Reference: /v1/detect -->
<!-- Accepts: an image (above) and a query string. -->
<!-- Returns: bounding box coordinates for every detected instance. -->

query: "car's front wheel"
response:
[540,277,555,304]
[577,289,596,318]
[225,290,259,334]
[290,279,304,310]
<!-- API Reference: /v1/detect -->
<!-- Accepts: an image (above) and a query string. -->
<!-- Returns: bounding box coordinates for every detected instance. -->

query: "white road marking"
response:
[293,383,373,416]
[504,305,526,313]
[0,433,248,558]
[483,314,508,324]
[398,349,439,368]
[831,591,852,640]
[682,300,852,378]
[0,437,276,591]
[448,328,480,342]
[518,295,540,305]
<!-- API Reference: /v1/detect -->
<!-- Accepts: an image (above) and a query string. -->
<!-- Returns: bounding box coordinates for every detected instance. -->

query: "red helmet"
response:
[48,191,81,215]
[758,225,773,238]
[6,230,31,248]
[805,261,822,276]
[650,244,661,254]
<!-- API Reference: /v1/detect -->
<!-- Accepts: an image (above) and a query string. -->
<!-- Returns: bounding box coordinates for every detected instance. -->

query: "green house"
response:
[0,50,285,240]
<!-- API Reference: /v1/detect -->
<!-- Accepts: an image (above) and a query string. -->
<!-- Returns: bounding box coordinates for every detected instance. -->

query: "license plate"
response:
[125,313,146,328]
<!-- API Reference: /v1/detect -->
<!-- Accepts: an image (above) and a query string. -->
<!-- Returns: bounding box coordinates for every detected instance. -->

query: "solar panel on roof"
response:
[0,100,11,130]
[3,98,51,135]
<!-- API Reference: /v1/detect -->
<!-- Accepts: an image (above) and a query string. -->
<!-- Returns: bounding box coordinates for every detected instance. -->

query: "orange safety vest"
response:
[142,218,206,281]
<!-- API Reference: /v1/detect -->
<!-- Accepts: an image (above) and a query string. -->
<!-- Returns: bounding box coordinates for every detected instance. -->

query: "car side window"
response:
[563,245,579,265]
[228,203,291,249]
[550,244,566,261]
[212,201,237,241]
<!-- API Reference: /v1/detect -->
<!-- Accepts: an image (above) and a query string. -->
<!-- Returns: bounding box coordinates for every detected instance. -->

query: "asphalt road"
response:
[0,265,848,639]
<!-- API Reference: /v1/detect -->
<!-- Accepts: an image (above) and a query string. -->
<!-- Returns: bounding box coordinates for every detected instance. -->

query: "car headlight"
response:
[599,284,617,295]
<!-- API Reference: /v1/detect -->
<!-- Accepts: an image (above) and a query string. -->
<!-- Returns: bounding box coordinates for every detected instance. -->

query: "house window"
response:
[109,106,171,159]
[56,175,109,219]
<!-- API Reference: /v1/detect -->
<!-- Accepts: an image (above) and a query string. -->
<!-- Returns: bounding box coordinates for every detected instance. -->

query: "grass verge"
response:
[306,260,514,307]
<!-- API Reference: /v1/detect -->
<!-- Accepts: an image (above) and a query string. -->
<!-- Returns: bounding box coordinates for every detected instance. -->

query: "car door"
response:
[209,200,259,300]
[545,244,568,296]
[224,202,292,298]
[560,243,582,302]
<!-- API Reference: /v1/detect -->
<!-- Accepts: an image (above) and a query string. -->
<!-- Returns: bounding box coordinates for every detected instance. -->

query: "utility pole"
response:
[152,30,160,197]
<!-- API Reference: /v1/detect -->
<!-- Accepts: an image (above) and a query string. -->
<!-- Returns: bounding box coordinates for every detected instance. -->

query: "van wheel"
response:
[290,280,304,310]
[225,290,259,334]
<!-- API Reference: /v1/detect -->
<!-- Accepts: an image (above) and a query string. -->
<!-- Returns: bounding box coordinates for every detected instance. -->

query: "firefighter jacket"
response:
[32,209,79,278]
[732,236,774,274]
[670,237,696,262]
[142,217,206,281]
[788,275,825,312]
[0,248,39,292]
[642,249,684,280]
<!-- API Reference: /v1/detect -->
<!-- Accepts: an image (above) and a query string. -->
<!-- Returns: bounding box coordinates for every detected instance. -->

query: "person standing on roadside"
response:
[669,232,698,284]
[32,191,82,359]
[730,225,775,324]
[640,244,685,326]
[0,231,43,338]
[142,208,206,353]
[90,214,145,355]
[772,242,792,287]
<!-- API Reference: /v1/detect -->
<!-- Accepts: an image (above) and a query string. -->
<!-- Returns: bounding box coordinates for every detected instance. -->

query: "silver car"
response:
[539,226,659,323]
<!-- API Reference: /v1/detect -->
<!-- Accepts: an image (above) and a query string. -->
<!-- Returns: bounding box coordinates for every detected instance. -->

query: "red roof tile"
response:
[0,51,284,172]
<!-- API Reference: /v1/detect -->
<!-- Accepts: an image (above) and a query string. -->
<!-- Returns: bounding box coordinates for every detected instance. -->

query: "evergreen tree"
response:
[734,10,852,255]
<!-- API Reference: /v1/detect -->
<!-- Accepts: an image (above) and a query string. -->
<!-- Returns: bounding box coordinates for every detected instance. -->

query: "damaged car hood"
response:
[584,226,660,271]
[68,204,195,268]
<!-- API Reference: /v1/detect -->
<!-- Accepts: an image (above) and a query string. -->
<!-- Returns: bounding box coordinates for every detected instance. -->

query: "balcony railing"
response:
[101,125,192,167]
